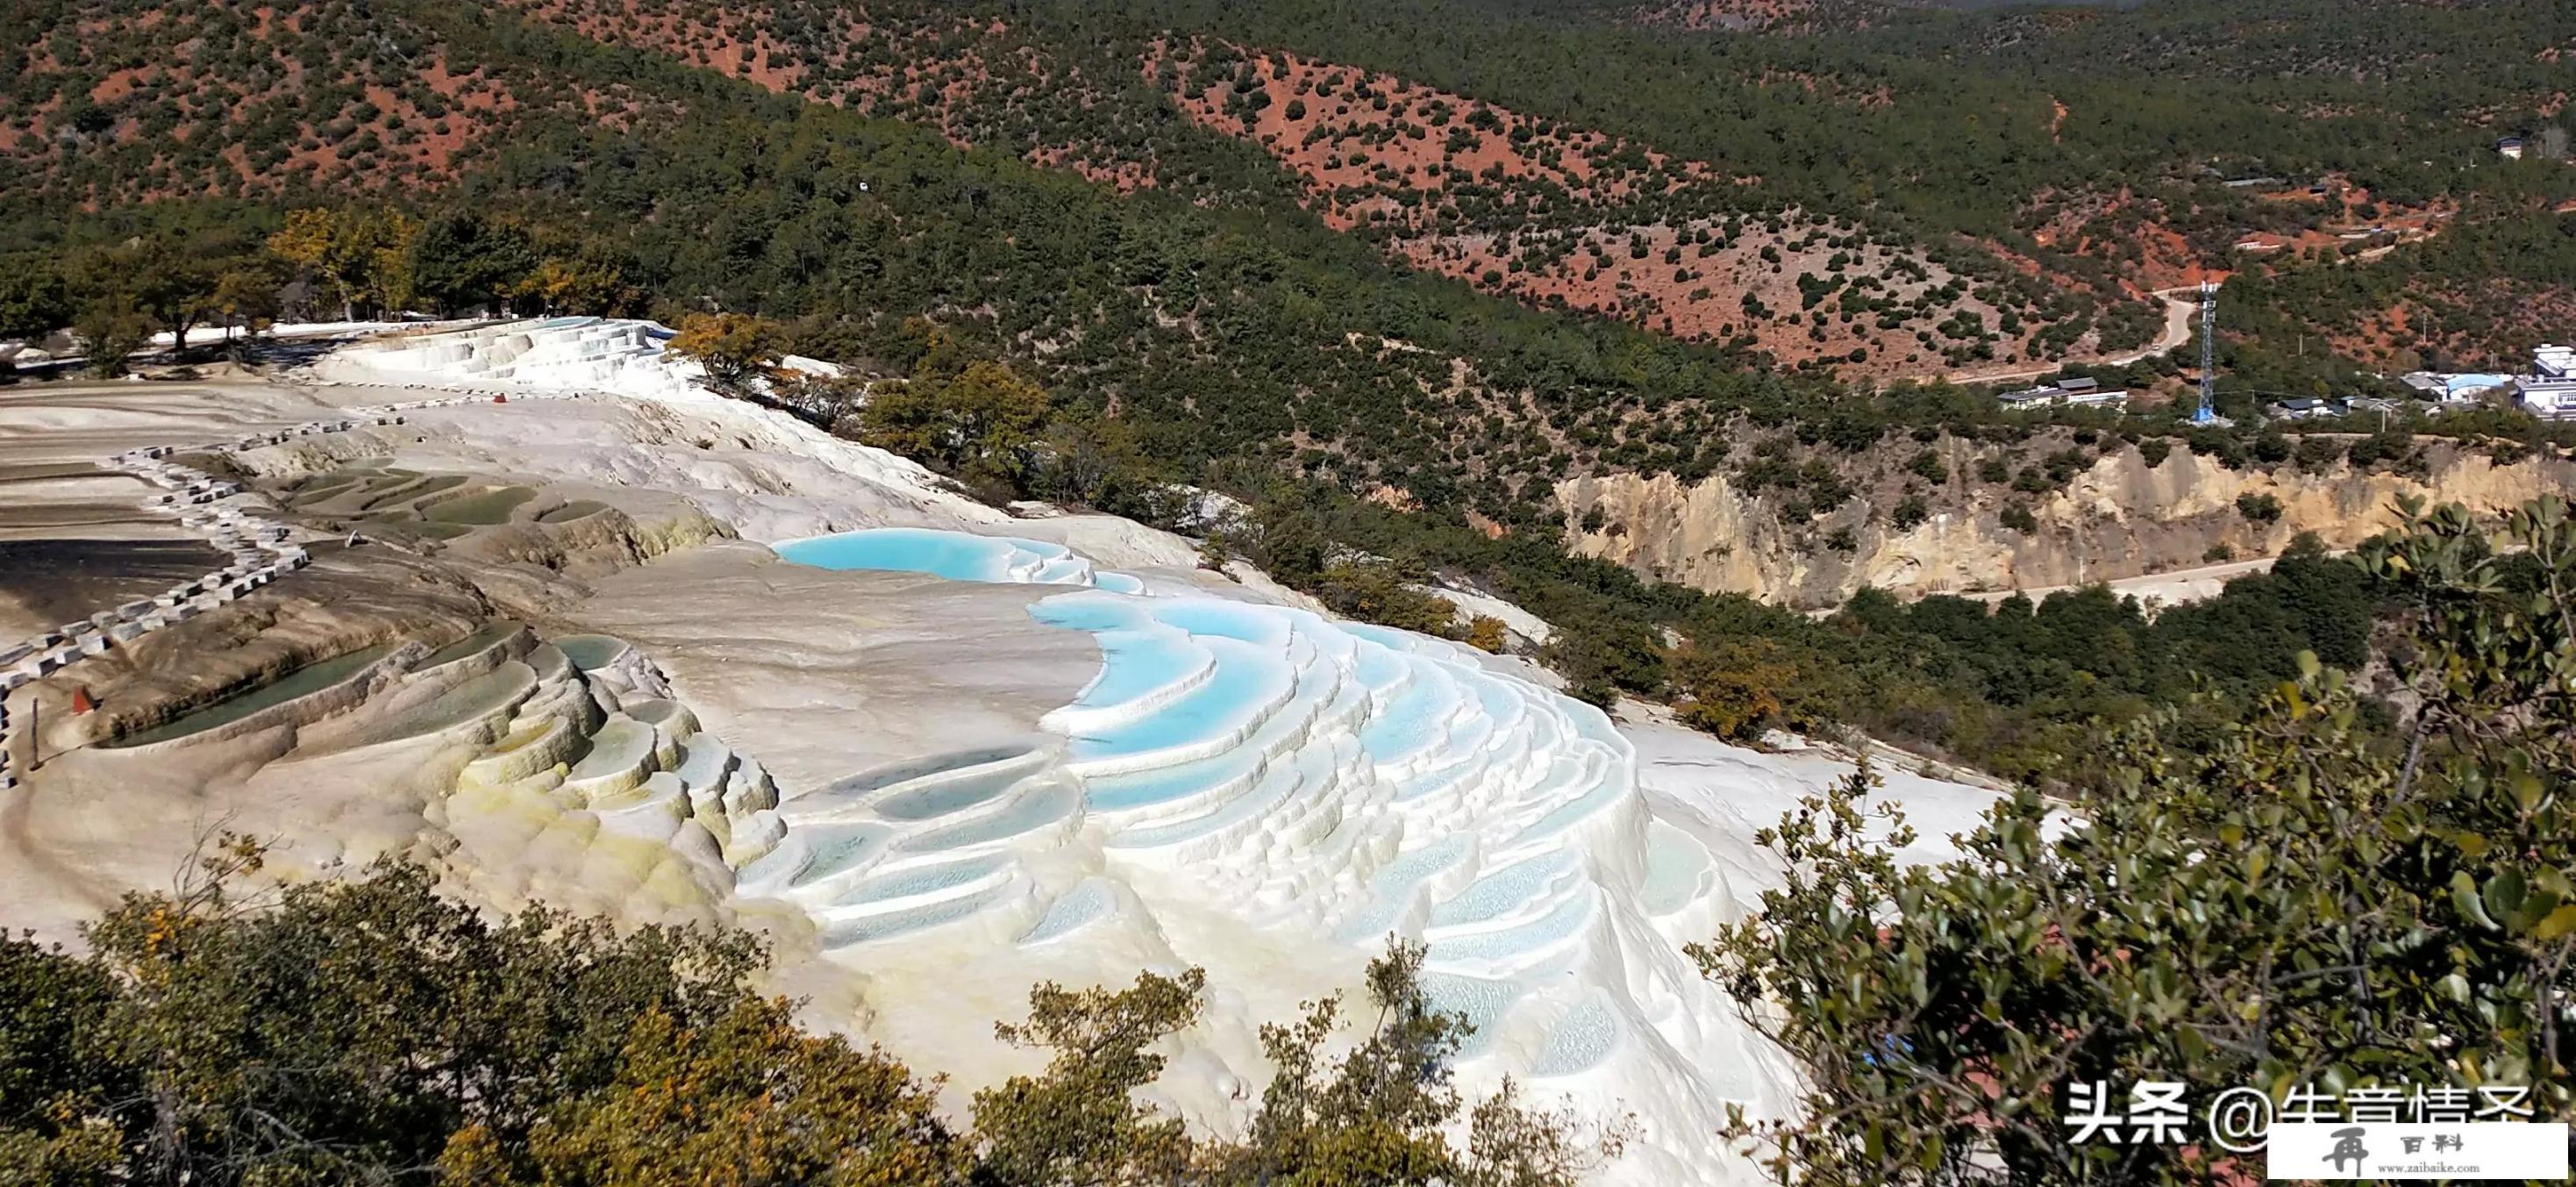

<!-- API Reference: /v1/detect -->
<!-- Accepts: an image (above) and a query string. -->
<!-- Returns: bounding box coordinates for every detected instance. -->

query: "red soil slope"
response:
[0,1,671,204]
[1148,40,2094,375]
[500,0,1151,188]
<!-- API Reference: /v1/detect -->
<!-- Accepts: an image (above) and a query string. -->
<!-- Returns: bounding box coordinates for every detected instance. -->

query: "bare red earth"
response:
[1149,40,2077,375]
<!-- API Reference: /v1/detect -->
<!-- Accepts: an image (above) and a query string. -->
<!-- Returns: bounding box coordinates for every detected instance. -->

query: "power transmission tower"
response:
[2194,281,2219,425]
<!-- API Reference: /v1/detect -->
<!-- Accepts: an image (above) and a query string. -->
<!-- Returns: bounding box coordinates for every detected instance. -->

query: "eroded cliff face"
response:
[1558,444,2576,608]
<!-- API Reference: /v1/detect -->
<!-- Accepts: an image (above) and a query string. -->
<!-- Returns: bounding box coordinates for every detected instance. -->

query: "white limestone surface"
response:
[307,318,1211,574]
[3,327,2013,1187]
[566,531,2007,1187]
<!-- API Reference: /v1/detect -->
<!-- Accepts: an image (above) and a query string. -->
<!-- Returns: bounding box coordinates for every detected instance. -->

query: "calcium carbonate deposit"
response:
[126,318,2002,1185]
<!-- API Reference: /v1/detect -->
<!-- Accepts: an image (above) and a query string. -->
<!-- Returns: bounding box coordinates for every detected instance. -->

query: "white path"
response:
[1943,283,2209,389]
[1957,554,2278,610]
[0,386,586,789]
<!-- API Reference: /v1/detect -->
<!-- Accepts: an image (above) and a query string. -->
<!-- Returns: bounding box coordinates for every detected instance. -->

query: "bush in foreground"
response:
[1,840,1622,1186]
[1698,497,2576,1184]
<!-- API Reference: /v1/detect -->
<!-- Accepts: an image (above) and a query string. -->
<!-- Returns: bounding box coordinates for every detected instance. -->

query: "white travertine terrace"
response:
[440,628,788,891]
[0,318,2007,1186]
[336,317,684,390]
[715,547,1809,1184]
[0,388,583,790]
[325,318,2002,1185]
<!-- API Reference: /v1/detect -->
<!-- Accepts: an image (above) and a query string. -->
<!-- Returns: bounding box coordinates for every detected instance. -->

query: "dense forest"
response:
[11,0,2572,380]
[2,0,2571,779]
[1704,497,2576,1183]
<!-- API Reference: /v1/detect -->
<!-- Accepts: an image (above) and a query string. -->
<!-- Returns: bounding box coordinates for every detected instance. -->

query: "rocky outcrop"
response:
[1559,443,2576,607]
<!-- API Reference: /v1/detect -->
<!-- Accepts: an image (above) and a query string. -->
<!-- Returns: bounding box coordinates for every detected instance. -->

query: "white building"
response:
[2518,376,2576,418]
[2515,345,2576,419]
[1997,375,2128,410]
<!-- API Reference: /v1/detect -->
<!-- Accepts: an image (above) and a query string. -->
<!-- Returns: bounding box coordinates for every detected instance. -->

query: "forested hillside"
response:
[3,0,2572,782]
[486,0,2575,381]
[0,0,697,199]
[9,0,2571,384]
[463,0,2146,376]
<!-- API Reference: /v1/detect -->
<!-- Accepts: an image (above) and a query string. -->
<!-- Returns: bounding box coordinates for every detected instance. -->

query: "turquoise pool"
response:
[775,527,1136,591]
[105,645,397,747]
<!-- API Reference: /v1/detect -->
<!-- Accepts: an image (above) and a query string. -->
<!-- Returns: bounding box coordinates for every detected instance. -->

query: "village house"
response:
[1997,375,2129,410]
[2517,344,2576,419]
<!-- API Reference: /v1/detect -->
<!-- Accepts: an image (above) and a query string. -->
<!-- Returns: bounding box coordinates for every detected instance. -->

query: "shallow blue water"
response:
[1153,600,1284,645]
[1431,850,1580,928]
[1025,594,1138,633]
[1071,640,1280,759]
[1359,668,1452,760]
[1339,622,1413,651]
[1079,632,1202,708]
[1333,833,1474,942]
[1020,878,1118,944]
[908,781,1078,851]
[775,527,1144,593]
[778,527,1042,582]
[1511,772,1626,846]
[1086,747,1260,812]
[105,646,398,747]
[790,824,895,889]
[1428,890,1594,962]
[1531,995,1619,1076]
[849,854,1007,904]
[1640,822,1713,917]
[1352,647,1408,690]
[821,886,1005,947]
[1416,971,1521,1058]
[874,766,1024,820]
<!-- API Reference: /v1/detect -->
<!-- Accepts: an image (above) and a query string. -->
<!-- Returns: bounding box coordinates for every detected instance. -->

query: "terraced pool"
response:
[774,527,1132,590]
[423,486,536,525]
[105,645,397,747]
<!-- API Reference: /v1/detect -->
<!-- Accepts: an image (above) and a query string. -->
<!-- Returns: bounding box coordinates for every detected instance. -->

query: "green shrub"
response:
[1697,498,2576,1186]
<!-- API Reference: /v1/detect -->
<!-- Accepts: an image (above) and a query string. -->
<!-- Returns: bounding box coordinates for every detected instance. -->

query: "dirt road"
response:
[1941,284,2206,388]
[1958,554,2277,609]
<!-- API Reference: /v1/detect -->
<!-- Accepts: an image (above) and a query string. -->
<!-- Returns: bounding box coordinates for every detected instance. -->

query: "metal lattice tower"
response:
[2194,281,2219,424]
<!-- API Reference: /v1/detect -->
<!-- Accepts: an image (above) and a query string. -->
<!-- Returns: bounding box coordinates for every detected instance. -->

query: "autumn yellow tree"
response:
[510,254,631,316]
[268,207,419,320]
[665,311,786,394]
[1669,636,1802,740]
[856,357,1054,488]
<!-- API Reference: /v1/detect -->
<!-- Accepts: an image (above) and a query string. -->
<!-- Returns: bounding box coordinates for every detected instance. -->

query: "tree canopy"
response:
[1698,496,2576,1183]
[0,840,1616,1187]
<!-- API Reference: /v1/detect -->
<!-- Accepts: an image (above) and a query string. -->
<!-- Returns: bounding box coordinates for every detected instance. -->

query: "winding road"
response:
[1941,284,2209,388]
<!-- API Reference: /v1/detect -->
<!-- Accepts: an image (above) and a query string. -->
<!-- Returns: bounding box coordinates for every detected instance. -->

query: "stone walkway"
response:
[0,386,587,788]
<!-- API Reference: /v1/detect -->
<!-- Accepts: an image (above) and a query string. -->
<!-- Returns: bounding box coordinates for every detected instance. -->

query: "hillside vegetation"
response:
[0,841,1616,1184]
[2,0,2572,784]
[4,4,2572,1175]
[8,0,2570,388]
